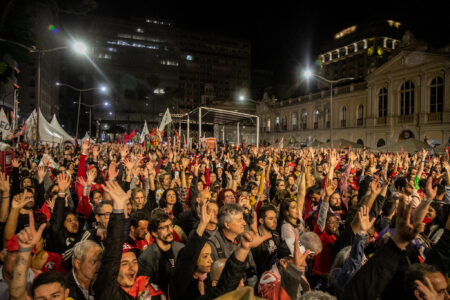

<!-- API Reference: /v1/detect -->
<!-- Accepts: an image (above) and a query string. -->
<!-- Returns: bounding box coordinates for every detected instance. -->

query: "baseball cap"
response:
[122,243,141,257]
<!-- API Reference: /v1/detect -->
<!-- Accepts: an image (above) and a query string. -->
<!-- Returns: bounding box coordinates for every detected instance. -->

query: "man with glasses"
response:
[138,211,184,295]
[84,201,113,246]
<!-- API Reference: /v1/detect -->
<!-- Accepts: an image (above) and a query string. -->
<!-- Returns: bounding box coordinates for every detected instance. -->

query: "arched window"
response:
[314,110,319,129]
[356,139,364,146]
[378,87,387,117]
[302,112,307,129]
[267,118,271,132]
[430,77,444,113]
[292,112,298,130]
[340,106,347,128]
[400,81,415,115]
[377,138,386,147]
[282,116,287,131]
[357,104,364,126]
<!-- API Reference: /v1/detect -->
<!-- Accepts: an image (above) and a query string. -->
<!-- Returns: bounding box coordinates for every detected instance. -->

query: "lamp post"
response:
[303,70,354,146]
[75,101,109,136]
[238,95,260,148]
[0,38,87,143]
[56,82,107,138]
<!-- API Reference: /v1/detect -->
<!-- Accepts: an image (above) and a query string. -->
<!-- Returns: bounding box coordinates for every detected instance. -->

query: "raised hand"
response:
[12,158,20,168]
[16,212,46,250]
[119,145,129,158]
[240,228,272,251]
[370,179,382,196]
[392,199,424,250]
[0,172,10,193]
[123,157,134,171]
[11,192,33,210]
[37,166,47,183]
[76,176,88,188]
[414,277,440,300]
[81,140,89,154]
[102,181,129,210]
[56,173,71,192]
[357,206,375,234]
[324,178,337,199]
[424,177,437,200]
[108,161,120,181]
[92,145,99,158]
[293,233,310,272]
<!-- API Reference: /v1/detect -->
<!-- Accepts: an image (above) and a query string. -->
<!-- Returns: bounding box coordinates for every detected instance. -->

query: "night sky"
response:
[96,0,449,84]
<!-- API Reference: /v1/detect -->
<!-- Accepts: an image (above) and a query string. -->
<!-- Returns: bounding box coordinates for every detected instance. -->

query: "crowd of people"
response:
[0,140,449,300]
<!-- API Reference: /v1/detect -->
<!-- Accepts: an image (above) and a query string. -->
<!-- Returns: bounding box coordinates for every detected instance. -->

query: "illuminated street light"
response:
[104,102,109,106]
[73,41,87,54]
[56,82,109,137]
[303,69,354,146]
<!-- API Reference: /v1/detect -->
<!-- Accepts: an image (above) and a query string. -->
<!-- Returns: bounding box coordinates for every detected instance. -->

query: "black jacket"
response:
[94,212,164,300]
[66,270,90,300]
[137,239,184,294]
[342,238,409,300]
[169,230,247,300]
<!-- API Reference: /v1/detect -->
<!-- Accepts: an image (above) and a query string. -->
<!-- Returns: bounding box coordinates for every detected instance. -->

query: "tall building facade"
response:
[17,5,61,120]
[318,20,404,82]
[87,17,251,138]
[90,17,180,133]
[257,32,450,148]
[178,31,251,110]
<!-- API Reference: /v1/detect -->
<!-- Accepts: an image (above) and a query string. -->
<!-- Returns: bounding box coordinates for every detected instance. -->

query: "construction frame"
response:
[183,107,260,148]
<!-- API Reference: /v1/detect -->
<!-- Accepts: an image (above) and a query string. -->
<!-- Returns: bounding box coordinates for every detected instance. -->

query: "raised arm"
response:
[0,173,11,223]
[10,212,46,300]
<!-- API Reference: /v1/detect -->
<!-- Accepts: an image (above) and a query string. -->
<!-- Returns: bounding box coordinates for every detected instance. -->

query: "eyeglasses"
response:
[158,224,174,231]
[97,212,111,217]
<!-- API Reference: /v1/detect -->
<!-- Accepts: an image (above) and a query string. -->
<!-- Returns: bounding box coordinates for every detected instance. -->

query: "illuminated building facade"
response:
[318,20,404,81]
[257,31,450,148]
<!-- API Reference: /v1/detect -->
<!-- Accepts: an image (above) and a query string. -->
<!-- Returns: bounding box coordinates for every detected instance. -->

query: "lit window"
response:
[108,47,117,52]
[136,28,144,33]
[186,55,193,61]
[430,77,444,113]
[378,88,388,117]
[400,81,415,115]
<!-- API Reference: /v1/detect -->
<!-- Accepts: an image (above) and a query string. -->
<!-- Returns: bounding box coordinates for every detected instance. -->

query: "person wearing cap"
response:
[258,233,311,300]
[94,181,165,300]
[0,235,35,300]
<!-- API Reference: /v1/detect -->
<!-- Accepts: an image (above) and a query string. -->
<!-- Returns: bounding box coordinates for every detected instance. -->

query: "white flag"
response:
[0,108,12,139]
[24,110,37,143]
[158,108,172,134]
[140,120,149,143]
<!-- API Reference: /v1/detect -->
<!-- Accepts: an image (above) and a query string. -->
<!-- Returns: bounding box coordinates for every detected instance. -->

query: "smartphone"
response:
[174,171,179,179]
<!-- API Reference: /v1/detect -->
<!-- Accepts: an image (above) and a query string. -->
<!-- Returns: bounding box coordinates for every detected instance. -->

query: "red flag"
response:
[123,130,135,144]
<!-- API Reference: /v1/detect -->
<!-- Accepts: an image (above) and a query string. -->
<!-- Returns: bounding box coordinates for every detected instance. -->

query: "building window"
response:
[378,87,388,117]
[357,104,363,126]
[430,77,444,113]
[341,106,347,128]
[267,119,271,132]
[400,80,415,115]
[292,113,297,130]
[314,110,319,129]
[186,55,193,61]
[356,139,364,146]
[325,108,330,128]
[377,138,386,147]
[302,112,307,129]
[136,28,144,33]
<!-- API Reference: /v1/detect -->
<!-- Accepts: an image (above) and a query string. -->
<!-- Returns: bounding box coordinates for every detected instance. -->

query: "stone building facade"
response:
[257,48,450,148]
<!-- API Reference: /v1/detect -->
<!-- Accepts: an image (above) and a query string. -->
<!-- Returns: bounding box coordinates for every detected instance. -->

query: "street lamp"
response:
[56,82,108,138]
[238,94,258,104]
[0,38,88,142]
[303,69,354,146]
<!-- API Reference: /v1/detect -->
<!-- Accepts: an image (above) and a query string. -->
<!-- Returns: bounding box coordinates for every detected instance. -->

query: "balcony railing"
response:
[341,120,346,128]
[377,117,386,125]
[399,115,413,123]
[428,113,442,122]
[357,118,363,126]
